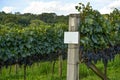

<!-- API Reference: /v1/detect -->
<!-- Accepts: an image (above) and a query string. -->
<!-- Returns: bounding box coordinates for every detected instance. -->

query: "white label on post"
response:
[64,32,79,44]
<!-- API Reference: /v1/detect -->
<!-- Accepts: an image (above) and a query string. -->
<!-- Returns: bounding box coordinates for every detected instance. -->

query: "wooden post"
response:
[86,63,109,80]
[104,64,107,80]
[67,14,80,80]
[15,64,18,74]
[0,66,2,74]
[58,50,63,78]
[24,65,26,80]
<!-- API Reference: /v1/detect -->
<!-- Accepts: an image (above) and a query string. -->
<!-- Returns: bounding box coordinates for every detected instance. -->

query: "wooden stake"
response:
[59,51,63,78]
[67,14,80,80]
[24,65,26,80]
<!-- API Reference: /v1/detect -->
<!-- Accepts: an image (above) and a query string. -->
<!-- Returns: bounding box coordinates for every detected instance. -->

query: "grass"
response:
[0,55,119,80]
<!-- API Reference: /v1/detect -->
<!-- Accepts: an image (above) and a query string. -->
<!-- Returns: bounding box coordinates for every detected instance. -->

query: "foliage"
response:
[0,24,67,67]
[29,19,46,27]
[0,55,120,80]
[39,13,57,24]
[0,2,120,68]
[76,2,120,65]
[0,12,68,27]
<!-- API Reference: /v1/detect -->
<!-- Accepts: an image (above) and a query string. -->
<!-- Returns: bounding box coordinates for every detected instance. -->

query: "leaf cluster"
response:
[76,3,120,65]
[0,24,67,67]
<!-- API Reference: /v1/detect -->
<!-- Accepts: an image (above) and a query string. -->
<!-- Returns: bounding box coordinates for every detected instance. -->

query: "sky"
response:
[0,0,120,15]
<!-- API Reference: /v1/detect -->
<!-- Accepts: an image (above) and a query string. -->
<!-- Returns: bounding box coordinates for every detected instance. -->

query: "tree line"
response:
[0,12,68,27]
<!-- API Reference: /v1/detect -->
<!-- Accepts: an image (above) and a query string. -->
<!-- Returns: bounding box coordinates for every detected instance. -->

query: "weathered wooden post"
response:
[64,14,80,80]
